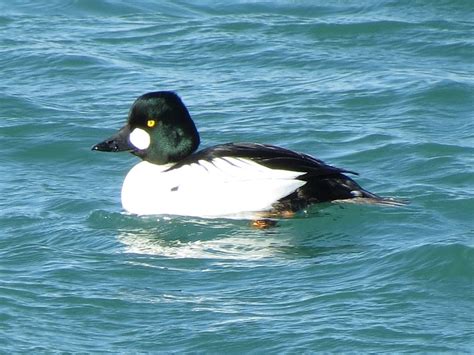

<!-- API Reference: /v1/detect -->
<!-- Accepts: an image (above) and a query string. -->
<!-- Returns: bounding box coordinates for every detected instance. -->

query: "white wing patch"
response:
[121,157,306,218]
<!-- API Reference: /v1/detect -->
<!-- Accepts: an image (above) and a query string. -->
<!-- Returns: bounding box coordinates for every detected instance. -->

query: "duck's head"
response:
[92,91,200,165]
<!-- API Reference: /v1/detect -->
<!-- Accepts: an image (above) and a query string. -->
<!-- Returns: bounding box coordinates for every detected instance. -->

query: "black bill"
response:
[91,125,132,152]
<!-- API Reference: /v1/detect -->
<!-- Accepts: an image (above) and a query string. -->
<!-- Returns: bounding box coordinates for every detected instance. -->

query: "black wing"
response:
[169,142,357,177]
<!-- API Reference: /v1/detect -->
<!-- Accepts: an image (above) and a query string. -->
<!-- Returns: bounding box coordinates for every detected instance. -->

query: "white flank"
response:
[121,157,306,218]
[129,128,150,150]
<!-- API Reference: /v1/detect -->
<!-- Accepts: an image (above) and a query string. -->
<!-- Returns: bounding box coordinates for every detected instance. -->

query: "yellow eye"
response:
[147,120,156,128]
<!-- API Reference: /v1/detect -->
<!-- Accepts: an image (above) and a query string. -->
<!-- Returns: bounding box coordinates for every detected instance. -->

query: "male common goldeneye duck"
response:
[92,91,404,219]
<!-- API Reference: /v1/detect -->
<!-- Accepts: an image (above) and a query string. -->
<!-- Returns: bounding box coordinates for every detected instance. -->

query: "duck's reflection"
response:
[117,216,286,260]
[115,213,357,261]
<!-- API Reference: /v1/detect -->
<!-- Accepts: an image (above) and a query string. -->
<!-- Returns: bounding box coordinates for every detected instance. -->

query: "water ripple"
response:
[1,1,473,352]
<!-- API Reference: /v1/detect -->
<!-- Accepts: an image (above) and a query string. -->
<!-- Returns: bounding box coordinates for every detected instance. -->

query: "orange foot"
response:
[250,219,278,229]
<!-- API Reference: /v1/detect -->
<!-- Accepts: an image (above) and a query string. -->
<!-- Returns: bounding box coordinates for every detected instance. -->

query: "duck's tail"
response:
[338,188,408,207]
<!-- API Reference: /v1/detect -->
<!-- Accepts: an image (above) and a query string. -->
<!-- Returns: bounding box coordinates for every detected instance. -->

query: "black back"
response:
[169,142,357,177]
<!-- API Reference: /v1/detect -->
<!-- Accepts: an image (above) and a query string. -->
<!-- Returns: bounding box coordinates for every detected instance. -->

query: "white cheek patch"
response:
[129,128,150,150]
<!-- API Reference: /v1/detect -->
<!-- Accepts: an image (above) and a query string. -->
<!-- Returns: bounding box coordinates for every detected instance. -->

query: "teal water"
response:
[1,0,473,352]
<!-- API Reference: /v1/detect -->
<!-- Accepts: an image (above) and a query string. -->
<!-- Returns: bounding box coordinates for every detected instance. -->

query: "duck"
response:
[92,91,404,220]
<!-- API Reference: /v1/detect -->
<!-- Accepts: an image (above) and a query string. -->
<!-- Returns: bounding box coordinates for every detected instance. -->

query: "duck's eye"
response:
[147,120,156,128]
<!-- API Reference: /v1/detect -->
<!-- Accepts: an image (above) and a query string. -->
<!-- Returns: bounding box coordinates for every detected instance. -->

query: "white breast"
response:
[121,158,306,218]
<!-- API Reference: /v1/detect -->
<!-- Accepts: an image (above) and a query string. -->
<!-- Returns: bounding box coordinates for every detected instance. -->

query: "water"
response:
[1,0,473,352]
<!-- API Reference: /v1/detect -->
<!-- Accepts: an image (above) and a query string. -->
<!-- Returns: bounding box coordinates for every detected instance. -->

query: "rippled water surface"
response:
[1,0,473,352]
